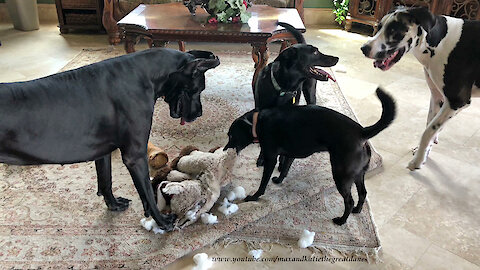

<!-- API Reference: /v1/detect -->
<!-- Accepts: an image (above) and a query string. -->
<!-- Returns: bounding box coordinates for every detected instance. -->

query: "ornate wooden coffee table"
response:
[117,3,305,87]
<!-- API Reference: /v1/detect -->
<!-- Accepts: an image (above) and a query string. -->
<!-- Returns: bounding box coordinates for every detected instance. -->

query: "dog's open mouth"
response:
[308,66,335,82]
[374,48,405,71]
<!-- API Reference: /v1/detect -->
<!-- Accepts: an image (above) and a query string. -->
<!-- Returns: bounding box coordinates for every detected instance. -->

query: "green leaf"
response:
[216,11,227,22]
[208,0,216,10]
[240,11,251,23]
[216,0,227,10]
[225,7,235,18]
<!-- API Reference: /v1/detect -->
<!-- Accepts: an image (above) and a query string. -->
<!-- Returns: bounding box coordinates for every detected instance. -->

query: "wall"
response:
[0,0,336,25]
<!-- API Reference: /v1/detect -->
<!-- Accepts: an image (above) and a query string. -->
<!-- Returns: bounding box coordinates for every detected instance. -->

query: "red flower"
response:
[232,16,240,23]
[208,17,218,24]
[243,0,248,8]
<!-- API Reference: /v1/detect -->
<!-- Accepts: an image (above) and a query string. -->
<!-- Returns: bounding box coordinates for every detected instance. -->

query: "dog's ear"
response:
[181,57,220,78]
[403,7,436,31]
[276,46,297,67]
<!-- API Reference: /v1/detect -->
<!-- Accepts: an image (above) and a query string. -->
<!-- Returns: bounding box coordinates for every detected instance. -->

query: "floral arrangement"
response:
[206,0,252,23]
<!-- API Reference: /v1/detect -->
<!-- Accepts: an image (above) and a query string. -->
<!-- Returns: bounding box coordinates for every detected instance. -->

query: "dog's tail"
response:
[362,87,396,139]
[278,22,306,44]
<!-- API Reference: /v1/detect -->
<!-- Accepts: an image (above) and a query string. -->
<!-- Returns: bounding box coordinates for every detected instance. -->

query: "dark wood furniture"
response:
[117,3,305,88]
[346,0,480,32]
[55,0,105,34]
[103,0,304,45]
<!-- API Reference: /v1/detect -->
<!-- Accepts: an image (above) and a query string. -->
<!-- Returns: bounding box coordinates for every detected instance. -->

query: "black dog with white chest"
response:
[0,48,219,231]
[225,88,396,225]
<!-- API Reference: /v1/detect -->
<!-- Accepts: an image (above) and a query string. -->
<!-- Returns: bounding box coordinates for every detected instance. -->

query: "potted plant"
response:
[333,0,350,26]
[183,0,252,23]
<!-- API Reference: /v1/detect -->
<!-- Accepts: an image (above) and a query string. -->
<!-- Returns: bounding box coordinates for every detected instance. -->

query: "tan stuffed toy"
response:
[147,142,169,176]
[150,145,236,228]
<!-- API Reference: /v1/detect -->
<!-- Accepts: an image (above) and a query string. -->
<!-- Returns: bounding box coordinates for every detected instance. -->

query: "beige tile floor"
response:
[0,23,479,270]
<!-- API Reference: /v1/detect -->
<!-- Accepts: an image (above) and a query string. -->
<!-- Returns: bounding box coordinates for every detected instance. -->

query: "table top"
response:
[117,3,305,35]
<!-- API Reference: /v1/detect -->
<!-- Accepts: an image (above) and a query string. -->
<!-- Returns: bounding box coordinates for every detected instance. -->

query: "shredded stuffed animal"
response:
[151,145,236,228]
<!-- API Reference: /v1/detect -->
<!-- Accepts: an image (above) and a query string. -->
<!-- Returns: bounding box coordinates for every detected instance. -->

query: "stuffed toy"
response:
[149,144,236,228]
[147,142,169,175]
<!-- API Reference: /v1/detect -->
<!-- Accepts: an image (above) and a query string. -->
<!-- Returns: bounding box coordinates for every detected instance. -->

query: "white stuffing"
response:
[200,213,218,224]
[140,218,165,235]
[226,186,247,201]
[218,198,239,216]
[298,229,315,248]
[140,217,155,231]
[152,225,165,235]
[192,253,213,270]
[186,210,197,221]
[226,191,236,201]
[248,249,263,259]
[232,186,246,200]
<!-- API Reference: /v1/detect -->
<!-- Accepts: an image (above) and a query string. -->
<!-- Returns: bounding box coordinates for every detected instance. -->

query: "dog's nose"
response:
[361,45,371,57]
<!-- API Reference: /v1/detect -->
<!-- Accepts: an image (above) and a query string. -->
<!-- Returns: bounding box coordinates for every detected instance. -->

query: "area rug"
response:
[0,48,380,269]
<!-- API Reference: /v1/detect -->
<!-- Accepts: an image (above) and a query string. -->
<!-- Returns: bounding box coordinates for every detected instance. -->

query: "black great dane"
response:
[0,48,219,231]
[361,7,480,170]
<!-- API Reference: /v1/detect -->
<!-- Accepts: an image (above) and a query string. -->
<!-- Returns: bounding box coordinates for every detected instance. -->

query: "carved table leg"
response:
[345,19,353,32]
[178,41,186,52]
[124,33,139,53]
[146,37,153,48]
[251,43,269,91]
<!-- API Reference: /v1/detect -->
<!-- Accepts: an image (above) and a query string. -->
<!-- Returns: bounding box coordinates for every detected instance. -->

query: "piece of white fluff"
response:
[192,253,213,270]
[248,249,263,259]
[226,186,247,201]
[140,218,165,235]
[298,229,315,248]
[186,210,197,221]
[200,213,218,224]
[218,198,239,216]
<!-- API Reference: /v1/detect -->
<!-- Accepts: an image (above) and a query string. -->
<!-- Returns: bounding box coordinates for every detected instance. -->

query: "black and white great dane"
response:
[361,6,480,170]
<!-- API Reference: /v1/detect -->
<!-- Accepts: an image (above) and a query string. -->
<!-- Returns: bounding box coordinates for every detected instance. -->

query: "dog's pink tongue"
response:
[313,67,336,82]
[180,118,185,125]
[320,69,336,82]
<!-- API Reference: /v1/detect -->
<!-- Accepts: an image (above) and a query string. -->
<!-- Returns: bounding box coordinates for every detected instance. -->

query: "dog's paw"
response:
[256,158,264,167]
[244,195,259,202]
[158,213,177,232]
[272,177,283,184]
[352,205,362,214]
[106,197,131,211]
[332,217,346,226]
[407,156,425,171]
[407,159,423,171]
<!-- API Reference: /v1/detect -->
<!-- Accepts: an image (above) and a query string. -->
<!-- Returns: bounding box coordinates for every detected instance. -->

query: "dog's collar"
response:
[270,62,284,93]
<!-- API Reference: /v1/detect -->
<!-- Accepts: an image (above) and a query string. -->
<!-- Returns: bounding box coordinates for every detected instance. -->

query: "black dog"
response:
[252,22,338,166]
[225,88,396,225]
[254,22,339,107]
[0,48,219,231]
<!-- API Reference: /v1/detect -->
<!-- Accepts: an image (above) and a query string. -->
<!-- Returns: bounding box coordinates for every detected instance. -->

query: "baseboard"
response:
[305,8,336,26]
[0,3,57,23]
